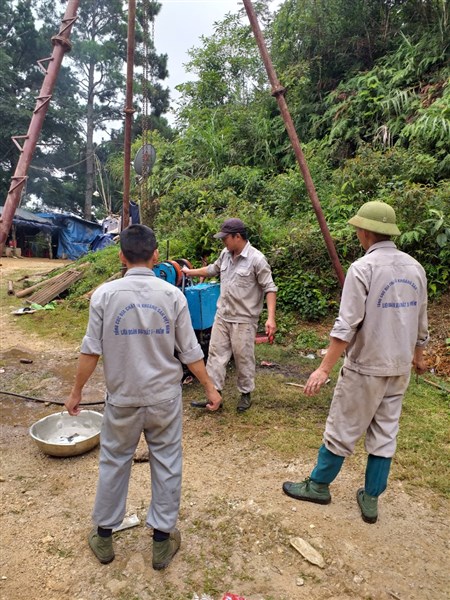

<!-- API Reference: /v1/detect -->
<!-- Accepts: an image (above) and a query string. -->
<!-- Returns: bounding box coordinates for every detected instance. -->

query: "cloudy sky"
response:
[154,0,281,121]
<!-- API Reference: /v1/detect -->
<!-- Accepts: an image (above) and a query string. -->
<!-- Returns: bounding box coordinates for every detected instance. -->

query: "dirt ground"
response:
[0,257,449,600]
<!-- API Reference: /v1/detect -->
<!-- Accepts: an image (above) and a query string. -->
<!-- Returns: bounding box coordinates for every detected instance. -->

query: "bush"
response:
[276,271,335,321]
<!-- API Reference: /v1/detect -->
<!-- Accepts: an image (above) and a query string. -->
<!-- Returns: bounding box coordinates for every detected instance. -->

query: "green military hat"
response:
[348,201,401,236]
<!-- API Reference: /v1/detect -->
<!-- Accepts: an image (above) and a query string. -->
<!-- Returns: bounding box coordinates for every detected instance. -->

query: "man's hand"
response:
[182,265,209,279]
[265,317,276,340]
[65,353,99,416]
[303,367,330,397]
[65,391,82,416]
[205,387,222,411]
[412,356,428,375]
[303,337,347,396]
[412,347,428,375]
[187,358,222,410]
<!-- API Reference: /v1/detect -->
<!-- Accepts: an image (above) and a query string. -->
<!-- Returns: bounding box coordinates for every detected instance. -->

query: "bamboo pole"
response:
[16,277,55,298]
[83,271,122,299]
[25,268,87,305]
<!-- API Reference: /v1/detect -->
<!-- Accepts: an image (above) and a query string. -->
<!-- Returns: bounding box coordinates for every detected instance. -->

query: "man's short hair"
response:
[234,230,248,241]
[120,224,157,263]
[370,232,391,242]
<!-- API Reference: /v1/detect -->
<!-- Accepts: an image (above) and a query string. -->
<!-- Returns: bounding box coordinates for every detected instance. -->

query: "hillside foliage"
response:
[2,0,449,318]
[133,0,449,317]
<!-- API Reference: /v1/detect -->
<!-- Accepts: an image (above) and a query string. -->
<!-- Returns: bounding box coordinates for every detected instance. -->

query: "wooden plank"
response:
[25,265,89,306]
[16,276,54,298]
[16,263,89,298]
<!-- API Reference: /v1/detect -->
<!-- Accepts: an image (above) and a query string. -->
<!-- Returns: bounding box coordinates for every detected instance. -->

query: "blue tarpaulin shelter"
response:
[1,206,113,260]
[36,212,103,260]
[0,206,58,257]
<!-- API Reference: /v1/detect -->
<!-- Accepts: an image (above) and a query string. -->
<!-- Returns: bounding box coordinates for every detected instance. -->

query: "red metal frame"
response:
[0,0,81,255]
[242,0,345,287]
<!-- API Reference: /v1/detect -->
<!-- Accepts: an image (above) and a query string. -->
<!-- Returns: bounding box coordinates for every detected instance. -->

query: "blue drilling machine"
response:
[152,259,220,360]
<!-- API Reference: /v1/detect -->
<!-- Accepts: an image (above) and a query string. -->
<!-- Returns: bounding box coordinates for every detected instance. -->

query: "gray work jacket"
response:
[331,241,429,376]
[81,267,203,406]
[206,242,277,323]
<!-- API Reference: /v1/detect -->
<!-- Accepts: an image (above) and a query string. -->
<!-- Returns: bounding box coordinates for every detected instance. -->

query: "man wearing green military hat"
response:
[282,201,429,523]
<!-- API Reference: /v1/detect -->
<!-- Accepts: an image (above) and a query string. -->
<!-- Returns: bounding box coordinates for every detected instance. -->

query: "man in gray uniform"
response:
[182,218,277,412]
[282,201,428,523]
[65,225,221,569]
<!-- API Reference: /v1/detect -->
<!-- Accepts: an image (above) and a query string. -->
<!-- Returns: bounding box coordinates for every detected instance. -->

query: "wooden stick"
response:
[285,382,305,388]
[422,378,450,393]
[15,277,49,298]
[7,280,15,295]
[84,271,122,299]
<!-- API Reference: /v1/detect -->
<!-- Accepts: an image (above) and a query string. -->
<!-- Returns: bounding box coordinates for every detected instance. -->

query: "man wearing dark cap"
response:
[282,201,428,524]
[182,218,277,412]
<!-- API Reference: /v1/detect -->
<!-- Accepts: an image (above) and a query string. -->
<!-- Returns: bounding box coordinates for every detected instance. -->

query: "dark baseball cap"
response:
[213,218,247,239]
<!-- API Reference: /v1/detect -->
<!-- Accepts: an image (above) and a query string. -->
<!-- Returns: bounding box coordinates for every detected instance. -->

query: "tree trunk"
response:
[84,61,96,221]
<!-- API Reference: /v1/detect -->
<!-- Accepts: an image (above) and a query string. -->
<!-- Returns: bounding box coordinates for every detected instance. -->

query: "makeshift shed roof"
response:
[0,206,58,234]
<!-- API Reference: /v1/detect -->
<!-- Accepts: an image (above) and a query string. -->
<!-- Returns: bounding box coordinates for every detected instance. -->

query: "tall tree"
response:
[270,0,409,141]
[36,0,172,221]
[37,0,128,219]
[173,3,281,175]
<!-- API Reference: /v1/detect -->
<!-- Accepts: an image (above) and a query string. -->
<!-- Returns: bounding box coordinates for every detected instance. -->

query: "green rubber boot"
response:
[152,529,181,570]
[88,530,115,564]
[282,477,331,505]
[356,488,378,523]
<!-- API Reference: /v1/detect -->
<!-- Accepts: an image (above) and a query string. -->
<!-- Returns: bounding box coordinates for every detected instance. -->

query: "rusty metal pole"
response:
[122,0,137,231]
[242,0,345,287]
[0,0,80,257]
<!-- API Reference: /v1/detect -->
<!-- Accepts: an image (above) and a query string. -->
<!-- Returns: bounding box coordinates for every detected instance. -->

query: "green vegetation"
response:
[0,0,450,314]
[396,378,450,495]
[2,1,449,315]
[117,0,448,316]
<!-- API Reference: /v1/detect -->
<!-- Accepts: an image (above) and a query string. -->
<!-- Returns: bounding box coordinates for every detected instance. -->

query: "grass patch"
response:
[396,376,449,497]
[185,351,449,498]
[4,249,449,499]
[14,300,89,345]
[4,247,121,345]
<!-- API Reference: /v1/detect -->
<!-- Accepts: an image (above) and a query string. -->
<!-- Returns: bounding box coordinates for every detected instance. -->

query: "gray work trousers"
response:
[206,316,258,394]
[92,395,182,533]
[324,367,410,458]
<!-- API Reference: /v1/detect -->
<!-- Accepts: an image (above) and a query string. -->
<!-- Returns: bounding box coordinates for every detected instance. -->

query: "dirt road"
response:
[0,257,448,600]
